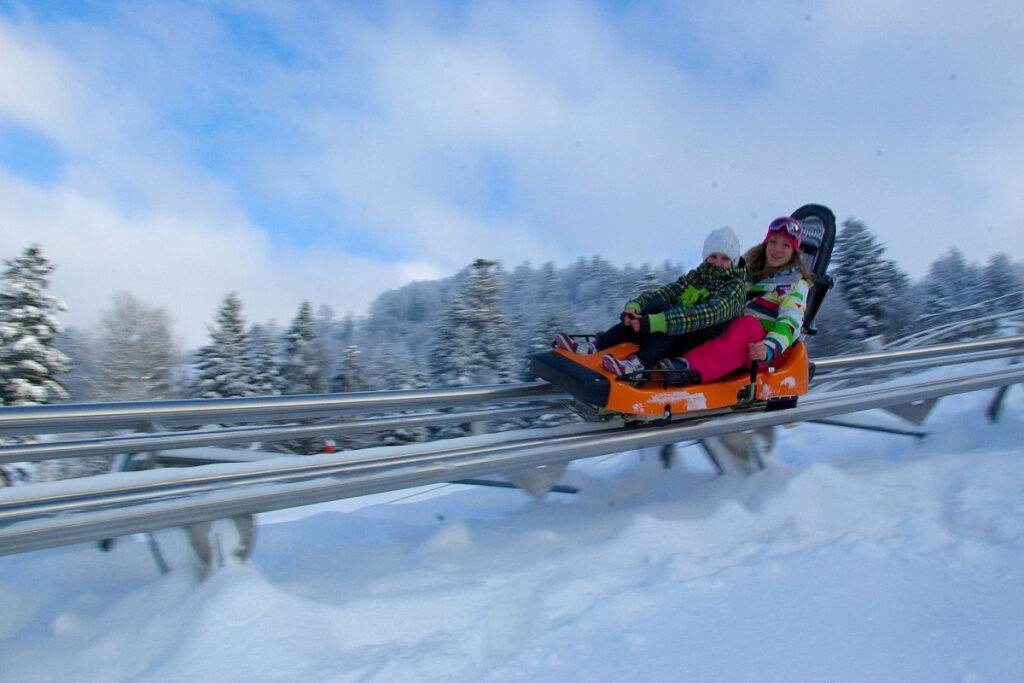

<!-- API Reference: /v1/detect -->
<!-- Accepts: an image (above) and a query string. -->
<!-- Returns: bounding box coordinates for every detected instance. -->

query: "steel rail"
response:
[14,360,1014,520]
[0,381,563,437]
[2,336,1021,440]
[0,403,564,465]
[0,422,612,522]
[2,363,1022,556]
[6,339,1019,469]
[810,334,1024,371]
[886,308,1024,349]
[4,335,1015,464]
[810,347,1022,383]
[3,339,1014,466]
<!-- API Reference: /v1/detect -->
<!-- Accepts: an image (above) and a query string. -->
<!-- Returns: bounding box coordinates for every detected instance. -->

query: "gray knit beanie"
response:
[702,226,741,265]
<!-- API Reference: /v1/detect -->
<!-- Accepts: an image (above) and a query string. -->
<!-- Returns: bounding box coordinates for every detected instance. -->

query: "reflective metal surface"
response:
[2,363,1022,556]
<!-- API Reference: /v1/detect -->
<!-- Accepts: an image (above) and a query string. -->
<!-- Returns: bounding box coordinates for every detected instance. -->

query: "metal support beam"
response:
[808,418,927,439]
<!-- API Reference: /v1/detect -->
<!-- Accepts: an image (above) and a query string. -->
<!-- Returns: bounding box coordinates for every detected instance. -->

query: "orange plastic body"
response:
[557,341,810,418]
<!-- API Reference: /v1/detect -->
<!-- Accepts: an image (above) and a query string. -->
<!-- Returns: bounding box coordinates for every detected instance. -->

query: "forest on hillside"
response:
[2,217,1022,472]
[4,218,1022,409]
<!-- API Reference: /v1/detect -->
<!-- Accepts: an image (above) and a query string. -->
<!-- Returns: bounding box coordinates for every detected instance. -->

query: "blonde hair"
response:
[743,243,814,284]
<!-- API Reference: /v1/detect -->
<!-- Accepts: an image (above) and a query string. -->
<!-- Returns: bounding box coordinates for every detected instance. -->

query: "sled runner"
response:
[531,204,836,422]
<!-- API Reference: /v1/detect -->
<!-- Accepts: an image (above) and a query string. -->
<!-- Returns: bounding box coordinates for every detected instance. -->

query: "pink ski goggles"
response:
[766,216,803,246]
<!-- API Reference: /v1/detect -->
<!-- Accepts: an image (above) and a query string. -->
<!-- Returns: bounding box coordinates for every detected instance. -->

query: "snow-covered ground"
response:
[2,383,1023,682]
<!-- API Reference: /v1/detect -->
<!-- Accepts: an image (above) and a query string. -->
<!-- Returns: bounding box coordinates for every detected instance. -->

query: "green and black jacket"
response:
[626,261,747,336]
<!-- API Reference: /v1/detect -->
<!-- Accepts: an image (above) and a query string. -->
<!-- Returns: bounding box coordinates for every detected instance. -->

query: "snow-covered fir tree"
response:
[372,343,402,391]
[982,253,1023,316]
[314,304,341,392]
[633,265,660,298]
[429,259,515,387]
[331,344,366,393]
[280,301,326,394]
[427,266,470,389]
[193,292,258,398]
[502,262,542,359]
[362,342,430,443]
[267,302,329,453]
[921,248,985,327]
[248,323,285,396]
[364,279,448,378]
[0,244,70,406]
[830,219,910,349]
[89,292,181,402]
[55,327,97,403]
[516,262,576,381]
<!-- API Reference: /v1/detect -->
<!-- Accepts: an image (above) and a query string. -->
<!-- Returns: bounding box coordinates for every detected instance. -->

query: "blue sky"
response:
[1,0,1022,347]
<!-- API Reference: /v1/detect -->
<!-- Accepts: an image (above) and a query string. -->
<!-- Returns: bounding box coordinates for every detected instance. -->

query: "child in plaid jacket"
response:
[554,227,747,374]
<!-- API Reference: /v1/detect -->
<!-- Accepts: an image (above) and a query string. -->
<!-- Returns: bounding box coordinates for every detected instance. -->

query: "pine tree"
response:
[0,244,71,406]
[372,344,400,391]
[634,265,659,297]
[331,344,366,393]
[517,304,567,381]
[922,248,985,326]
[982,253,1023,316]
[56,327,97,403]
[830,219,909,348]
[428,306,465,388]
[430,259,515,387]
[428,267,470,388]
[268,302,329,453]
[314,304,341,392]
[280,301,326,394]
[502,263,531,360]
[517,262,576,380]
[803,286,857,356]
[248,323,285,396]
[193,292,257,398]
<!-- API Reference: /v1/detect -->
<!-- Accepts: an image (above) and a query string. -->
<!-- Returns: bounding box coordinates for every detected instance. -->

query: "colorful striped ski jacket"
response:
[745,266,811,360]
[626,261,746,336]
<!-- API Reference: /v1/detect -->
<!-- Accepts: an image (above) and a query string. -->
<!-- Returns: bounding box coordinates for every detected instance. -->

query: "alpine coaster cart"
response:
[531,204,836,423]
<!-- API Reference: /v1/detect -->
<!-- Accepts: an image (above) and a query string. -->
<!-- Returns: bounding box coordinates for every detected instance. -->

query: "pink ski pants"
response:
[684,314,767,382]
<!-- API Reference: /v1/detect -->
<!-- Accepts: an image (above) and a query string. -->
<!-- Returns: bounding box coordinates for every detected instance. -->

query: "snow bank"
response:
[1,388,1023,681]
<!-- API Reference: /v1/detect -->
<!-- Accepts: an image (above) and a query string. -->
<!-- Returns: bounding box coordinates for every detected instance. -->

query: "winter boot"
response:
[657,357,701,385]
[658,357,690,371]
[553,332,597,355]
[602,353,644,376]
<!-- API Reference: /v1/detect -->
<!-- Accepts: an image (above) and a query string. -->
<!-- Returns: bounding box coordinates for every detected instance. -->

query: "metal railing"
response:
[0,404,558,466]
[3,336,1021,466]
[2,361,1022,556]
[1,334,1022,561]
[0,381,564,437]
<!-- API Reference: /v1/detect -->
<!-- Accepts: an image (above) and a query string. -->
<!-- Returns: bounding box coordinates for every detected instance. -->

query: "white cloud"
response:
[0,19,83,142]
[0,169,440,348]
[1,0,1022,351]
[279,0,1024,273]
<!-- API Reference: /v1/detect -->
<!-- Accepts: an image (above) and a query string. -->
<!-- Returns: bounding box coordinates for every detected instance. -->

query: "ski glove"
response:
[631,314,665,335]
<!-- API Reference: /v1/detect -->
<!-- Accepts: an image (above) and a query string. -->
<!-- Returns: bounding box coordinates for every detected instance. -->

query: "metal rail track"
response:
[0,381,564,437]
[3,336,1022,467]
[2,360,1022,556]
